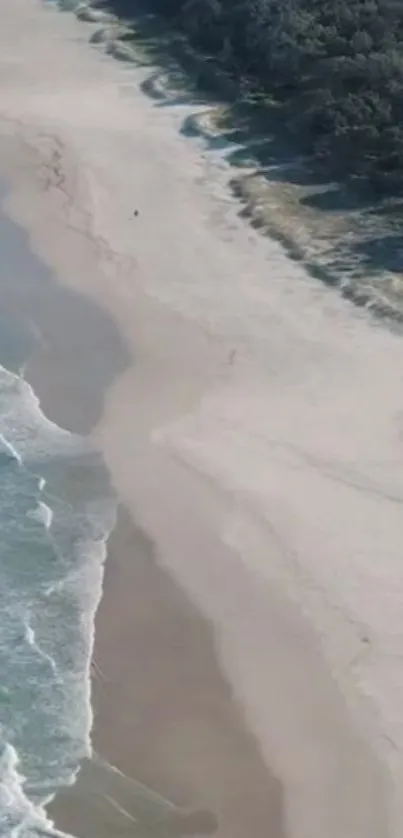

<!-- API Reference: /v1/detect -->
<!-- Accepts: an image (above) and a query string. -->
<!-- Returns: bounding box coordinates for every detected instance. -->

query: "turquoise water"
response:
[0,191,118,836]
[0,366,116,838]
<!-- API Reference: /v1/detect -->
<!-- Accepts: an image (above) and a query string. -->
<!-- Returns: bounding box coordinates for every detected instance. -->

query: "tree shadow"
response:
[366,200,403,220]
[350,234,403,274]
[300,186,373,213]
[88,2,215,103]
[94,2,363,204]
[76,2,327,186]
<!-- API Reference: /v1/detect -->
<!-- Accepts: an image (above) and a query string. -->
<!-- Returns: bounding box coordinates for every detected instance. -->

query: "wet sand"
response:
[0,2,402,837]
[0,164,285,838]
[53,506,285,838]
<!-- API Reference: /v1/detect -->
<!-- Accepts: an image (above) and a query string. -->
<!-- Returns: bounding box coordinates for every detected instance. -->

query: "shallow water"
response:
[0,194,117,836]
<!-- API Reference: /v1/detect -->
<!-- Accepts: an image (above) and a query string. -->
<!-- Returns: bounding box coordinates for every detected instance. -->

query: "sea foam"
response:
[0,362,116,838]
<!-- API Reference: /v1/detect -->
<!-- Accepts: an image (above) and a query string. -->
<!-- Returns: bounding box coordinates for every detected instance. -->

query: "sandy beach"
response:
[1,1,403,837]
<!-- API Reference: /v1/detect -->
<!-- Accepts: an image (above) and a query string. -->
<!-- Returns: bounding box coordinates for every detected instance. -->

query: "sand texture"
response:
[1,2,403,837]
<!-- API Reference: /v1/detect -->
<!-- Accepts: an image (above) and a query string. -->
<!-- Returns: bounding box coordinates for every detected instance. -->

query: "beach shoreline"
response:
[0,2,403,837]
[0,146,287,838]
[0,139,287,837]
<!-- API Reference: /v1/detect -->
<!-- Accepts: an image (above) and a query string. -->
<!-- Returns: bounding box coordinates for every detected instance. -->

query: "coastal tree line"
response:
[113,0,403,196]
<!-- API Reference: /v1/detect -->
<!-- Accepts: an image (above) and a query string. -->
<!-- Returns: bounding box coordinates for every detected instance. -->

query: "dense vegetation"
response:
[129,0,403,196]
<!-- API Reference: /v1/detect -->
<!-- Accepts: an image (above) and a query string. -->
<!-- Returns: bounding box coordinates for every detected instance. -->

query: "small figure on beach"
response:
[133,209,139,217]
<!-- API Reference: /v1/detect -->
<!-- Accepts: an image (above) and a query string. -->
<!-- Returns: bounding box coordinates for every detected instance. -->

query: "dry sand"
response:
[1,1,403,837]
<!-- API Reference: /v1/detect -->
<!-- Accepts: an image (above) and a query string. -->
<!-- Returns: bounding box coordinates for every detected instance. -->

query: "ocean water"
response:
[0,176,118,834]
[0,363,116,838]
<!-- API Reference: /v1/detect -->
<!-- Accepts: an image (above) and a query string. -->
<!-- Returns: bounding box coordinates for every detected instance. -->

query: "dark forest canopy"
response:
[109,0,403,195]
